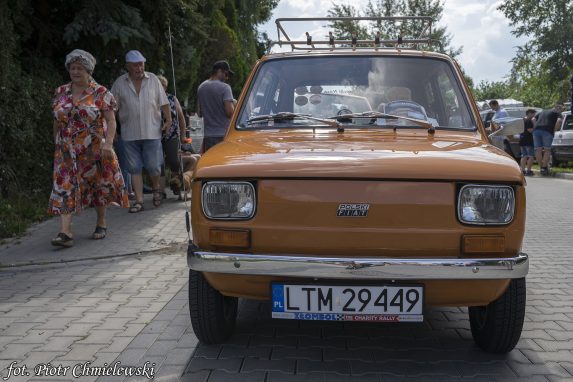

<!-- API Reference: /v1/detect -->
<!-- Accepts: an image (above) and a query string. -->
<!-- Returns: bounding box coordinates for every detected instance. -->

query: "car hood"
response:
[195,131,523,184]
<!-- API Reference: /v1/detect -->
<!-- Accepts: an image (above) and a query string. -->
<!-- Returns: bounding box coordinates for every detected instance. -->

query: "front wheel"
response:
[469,278,526,353]
[189,270,238,344]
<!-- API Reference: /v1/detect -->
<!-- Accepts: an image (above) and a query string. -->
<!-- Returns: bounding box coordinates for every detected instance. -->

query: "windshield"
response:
[237,56,476,130]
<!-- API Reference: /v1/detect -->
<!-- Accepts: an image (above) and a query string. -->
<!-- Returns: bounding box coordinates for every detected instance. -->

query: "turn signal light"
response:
[463,235,505,254]
[210,229,250,248]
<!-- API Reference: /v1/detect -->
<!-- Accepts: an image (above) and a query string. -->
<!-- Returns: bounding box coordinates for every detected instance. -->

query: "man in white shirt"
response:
[489,100,509,119]
[111,50,170,212]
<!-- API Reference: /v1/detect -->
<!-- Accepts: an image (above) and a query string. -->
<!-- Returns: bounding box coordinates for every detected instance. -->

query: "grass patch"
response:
[532,163,573,173]
[0,193,50,240]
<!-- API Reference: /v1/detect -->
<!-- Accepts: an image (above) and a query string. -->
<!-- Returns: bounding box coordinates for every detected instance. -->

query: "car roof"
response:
[261,49,453,62]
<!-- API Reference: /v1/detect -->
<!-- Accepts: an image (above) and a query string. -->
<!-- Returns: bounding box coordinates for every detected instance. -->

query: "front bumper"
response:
[552,146,573,160]
[187,244,529,280]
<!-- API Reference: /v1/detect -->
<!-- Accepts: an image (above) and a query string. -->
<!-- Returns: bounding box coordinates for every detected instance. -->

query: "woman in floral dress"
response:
[49,49,129,247]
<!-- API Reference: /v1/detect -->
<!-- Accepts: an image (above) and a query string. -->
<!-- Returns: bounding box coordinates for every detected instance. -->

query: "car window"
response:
[563,115,573,131]
[237,56,476,130]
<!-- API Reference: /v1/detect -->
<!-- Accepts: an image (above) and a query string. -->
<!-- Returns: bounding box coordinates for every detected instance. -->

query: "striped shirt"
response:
[111,72,169,141]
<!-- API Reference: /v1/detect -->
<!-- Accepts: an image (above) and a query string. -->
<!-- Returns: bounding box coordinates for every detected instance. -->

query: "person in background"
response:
[157,75,187,197]
[533,102,564,175]
[113,120,135,200]
[49,49,129,247]
[111,50,170,212]
[519,109,536,176]
[197,60,236,153]
[489,100,509,119]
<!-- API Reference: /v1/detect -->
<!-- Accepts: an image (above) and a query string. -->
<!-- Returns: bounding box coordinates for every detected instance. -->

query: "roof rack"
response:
[272,17,438,52]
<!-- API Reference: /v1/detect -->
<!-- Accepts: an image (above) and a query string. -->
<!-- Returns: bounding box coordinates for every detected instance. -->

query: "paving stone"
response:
[297,360,351,375]
[219,345,271,359]
[0,343,40,359]
[175,334,199,349]
[126,333,160,349]
[522,349,573,364]
[93,317,133,331]
[152,364,186,381]
[271,347,322,361]
[145,340,178,356]
[509,362,571,378]
[241,358,296,373]
[208,370,266,382]
[13,330,60,344]
[157,324,187,341]
[57,344,106,361]
[36,336,82,352]
[114,347,148,366]
[180,370,210,382]
[267,372,324,382]
[185,358,242,373]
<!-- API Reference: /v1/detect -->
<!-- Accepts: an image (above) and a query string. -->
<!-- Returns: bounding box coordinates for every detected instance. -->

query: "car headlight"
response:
[202,182,255,219]
[458,185,515,225]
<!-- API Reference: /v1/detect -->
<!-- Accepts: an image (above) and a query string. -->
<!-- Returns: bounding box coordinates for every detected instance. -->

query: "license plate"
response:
[271,283,424,322]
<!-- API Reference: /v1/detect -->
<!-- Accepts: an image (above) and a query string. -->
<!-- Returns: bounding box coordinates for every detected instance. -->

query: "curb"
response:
[531,170,573,180]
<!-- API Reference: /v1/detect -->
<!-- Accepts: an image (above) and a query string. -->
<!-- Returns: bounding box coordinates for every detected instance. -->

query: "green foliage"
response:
[327,0,461,58]
[473,80,514,102]
[0,0,277,238]
[495,0,572,108]
[499,0,572,82]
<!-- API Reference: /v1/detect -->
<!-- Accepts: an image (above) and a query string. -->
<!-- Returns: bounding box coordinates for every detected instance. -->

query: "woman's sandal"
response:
[129,202,144,213]
[51,233,74,248]
[152,190,162,207]
[93,226,107,240]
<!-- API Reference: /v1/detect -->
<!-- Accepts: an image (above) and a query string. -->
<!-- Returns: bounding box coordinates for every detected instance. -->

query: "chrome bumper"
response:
[187,245,529,280]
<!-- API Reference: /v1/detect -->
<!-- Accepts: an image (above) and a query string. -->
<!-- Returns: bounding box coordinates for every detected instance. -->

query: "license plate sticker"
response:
[271,284,423,322]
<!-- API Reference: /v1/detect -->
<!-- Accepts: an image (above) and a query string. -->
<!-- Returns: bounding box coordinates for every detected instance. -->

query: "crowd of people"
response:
[489,99,565,176]
[48,49,235,247]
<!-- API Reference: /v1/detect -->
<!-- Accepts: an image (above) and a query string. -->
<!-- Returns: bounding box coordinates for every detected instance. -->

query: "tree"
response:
[472,80,514,102]
[326,0,461,58]
[0,0,278,238]
[499,0,572,107]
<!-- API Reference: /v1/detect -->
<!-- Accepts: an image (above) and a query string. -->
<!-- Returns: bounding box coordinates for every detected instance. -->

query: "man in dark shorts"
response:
[519,109,536,176]
[533,103,563,175]
[197,60,236,153]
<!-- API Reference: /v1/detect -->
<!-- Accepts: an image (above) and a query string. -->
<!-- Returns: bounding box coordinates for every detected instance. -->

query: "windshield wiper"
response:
[243,112,341,129]
[331,111,435,132]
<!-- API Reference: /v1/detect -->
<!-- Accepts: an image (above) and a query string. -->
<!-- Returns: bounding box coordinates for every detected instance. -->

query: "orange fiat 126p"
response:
[187,17,529,353]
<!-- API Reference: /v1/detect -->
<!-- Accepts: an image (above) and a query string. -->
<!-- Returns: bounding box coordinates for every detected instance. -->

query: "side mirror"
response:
[488,117,524,139]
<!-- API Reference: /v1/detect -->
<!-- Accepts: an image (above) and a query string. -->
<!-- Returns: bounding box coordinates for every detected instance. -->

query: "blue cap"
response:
[125,50,146,63]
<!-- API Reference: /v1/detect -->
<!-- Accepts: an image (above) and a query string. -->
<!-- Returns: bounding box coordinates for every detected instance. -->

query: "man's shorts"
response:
[122,139,164,176]
[520,146,535,158]
[533,129,553,149]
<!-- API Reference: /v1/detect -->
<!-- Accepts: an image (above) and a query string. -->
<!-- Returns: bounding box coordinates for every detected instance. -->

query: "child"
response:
[519,109,536,176]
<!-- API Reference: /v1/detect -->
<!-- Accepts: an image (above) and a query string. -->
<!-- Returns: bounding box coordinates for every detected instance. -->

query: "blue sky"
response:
[259,0,530,84]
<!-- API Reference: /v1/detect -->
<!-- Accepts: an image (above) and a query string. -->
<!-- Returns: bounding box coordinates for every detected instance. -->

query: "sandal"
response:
[129,202,144,213]
[152,189,162,207]
[51,233,74,248]
[93,226,107,240]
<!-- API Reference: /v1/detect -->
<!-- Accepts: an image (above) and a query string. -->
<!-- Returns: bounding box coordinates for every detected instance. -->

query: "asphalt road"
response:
[0,176,572,381]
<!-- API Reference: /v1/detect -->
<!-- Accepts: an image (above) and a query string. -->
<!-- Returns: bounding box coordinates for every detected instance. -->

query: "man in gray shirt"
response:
[197,60,236,152]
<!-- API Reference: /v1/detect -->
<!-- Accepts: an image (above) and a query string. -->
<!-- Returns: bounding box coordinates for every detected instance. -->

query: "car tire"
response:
[550,153,560,168]
[468,277,526,353]
[189,270,238,344]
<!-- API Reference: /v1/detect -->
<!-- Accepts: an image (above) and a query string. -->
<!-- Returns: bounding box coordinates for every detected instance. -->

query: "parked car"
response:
[551,111,573,166]
[187,17,529,354]
[480,107,541,160]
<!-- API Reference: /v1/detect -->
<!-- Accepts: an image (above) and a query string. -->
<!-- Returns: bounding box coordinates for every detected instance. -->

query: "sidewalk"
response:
[0,194,191,268]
